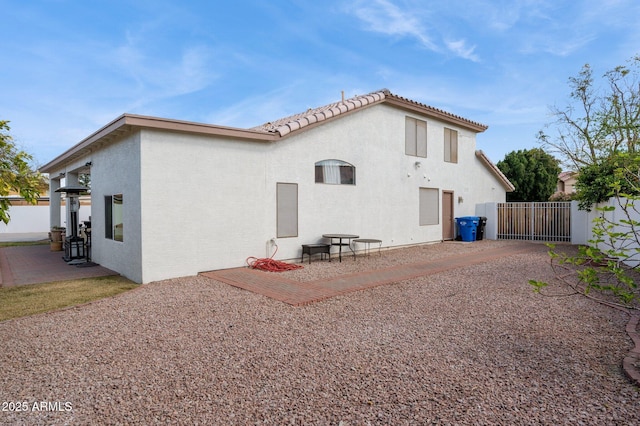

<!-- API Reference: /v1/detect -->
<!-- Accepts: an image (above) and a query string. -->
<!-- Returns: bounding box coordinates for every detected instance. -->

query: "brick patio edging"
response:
[201,243,538,306]
[623,314,640,387]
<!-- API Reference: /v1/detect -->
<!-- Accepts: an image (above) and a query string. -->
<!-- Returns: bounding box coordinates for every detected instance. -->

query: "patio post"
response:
[49,177,61,229]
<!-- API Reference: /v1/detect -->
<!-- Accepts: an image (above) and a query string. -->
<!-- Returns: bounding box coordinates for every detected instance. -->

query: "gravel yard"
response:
[1,240,638,424]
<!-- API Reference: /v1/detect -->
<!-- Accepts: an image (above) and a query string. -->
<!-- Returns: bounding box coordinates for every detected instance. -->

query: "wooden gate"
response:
[497,202,571,242]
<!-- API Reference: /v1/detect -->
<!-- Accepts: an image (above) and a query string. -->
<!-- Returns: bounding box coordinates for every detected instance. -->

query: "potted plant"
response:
[49,226,65,251]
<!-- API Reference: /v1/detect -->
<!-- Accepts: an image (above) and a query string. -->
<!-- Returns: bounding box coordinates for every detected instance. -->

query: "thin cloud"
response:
[347,0,482,61]
[445,39,479,62]
[347,0,439,52]
[111,38,217,105]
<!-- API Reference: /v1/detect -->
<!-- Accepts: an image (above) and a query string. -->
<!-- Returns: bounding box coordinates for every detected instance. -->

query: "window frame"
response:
[444,127,458,163]
[276,183,298,238]
[314,159,356,185]
[104,193,123,242]
[405,116,427,158]
[419,187,439,226]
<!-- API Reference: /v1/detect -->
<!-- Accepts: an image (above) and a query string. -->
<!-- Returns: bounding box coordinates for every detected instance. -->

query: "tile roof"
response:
[383,91,488,132]
[250,90,388,137]
[558,171,578,181]
[41,89,489,173]
[475,150,516,192]
[251,89,488,137]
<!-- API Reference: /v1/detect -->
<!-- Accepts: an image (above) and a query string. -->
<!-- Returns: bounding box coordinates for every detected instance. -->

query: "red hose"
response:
[246,244,303,272]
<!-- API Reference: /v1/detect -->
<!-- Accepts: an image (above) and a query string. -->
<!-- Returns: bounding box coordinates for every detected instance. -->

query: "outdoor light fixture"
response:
[55,185,89,262]
[414,161,422,168]
[85,161,92,167]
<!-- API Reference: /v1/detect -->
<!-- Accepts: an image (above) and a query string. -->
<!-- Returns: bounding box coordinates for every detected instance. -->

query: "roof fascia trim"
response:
[40,114,276,173]
[124,114,275,141]
[384,95,488,133]
[40,114,130,173]
[475,150,515,192]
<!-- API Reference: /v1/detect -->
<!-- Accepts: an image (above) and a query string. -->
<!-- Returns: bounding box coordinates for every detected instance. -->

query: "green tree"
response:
[530,153,639,309]
[574,152,640,210]
[497,148,561,202]
[530,57,640,314]
[0,120,47,224]
[537,56,640,170]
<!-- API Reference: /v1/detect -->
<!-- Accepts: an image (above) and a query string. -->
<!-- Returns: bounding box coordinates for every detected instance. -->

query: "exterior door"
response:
[442,191,454,240]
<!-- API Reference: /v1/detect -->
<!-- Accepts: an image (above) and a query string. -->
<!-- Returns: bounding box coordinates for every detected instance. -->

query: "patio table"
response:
[353,238,382,256]
[322,234,359,262]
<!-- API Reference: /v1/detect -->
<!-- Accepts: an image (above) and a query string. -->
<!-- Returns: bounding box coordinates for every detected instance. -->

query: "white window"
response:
[419,188,439,226]
[405,116,427,157]
[105,194,123,241]
[444,128,458,163]
[315,159,356,185]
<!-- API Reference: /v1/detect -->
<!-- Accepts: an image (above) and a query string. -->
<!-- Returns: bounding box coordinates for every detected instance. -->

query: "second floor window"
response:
[405,116,427,157]
[444,128,458,163]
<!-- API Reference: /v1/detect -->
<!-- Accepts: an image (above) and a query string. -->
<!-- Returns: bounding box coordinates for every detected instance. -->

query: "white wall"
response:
[138,129,271,283]
[131,104,508,283]
[90,133,143,283]
[580,198,640,268]
[265,105,505,256]
[0,204,91,234]
[570,201,591,245]
[475,202,498,240]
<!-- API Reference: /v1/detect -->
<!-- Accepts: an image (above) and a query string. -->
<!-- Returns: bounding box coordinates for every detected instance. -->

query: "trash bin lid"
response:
[459,216,479,224]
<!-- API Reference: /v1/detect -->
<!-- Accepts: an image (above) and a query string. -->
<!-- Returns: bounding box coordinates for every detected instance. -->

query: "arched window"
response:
[315,159,356,185]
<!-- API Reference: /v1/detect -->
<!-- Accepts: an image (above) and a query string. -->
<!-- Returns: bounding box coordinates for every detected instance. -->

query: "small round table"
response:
[353,238,382,257]
[322,234,359,262]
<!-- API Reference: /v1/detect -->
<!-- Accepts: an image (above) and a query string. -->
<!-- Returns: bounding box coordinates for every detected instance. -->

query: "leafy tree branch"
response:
[0,120,47,224]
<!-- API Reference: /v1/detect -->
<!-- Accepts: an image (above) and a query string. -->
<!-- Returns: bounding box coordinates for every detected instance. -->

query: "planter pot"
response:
[50,229,65,252]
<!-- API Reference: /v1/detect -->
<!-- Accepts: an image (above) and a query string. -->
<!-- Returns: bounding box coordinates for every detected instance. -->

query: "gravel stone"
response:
[0,240,638,424]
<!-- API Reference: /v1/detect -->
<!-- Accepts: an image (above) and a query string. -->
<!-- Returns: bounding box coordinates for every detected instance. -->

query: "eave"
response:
[384,93,488,133]
[475,150,515,192]
[39,114,275,174]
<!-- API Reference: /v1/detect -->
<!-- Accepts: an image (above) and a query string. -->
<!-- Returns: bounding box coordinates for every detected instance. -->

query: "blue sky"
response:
[2,0,639,170]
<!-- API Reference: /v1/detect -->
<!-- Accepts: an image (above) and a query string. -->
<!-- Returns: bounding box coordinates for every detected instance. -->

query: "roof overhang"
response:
[384,92,488,133]
[40,90,490,174]
[475,150,515,192]
[39,114,276,174]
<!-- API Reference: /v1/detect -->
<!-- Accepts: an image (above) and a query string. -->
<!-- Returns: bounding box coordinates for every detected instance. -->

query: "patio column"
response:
[49,177,61,229]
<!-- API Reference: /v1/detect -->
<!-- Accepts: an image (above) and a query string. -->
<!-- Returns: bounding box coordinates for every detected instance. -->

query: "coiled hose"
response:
[246,244,303,272]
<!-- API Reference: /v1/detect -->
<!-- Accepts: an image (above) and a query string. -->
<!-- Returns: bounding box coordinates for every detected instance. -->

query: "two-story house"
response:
[40,89,513,283]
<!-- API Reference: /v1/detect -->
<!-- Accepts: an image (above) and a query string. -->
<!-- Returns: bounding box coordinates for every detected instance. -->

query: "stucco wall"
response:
[133,104,507,282]
[264,105,506,258]
[90,132,143,283]
[138,129,271,282]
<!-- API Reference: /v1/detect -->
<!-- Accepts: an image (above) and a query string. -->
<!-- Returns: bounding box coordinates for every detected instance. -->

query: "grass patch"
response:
[0,276,139,321]
[0,240,49,247]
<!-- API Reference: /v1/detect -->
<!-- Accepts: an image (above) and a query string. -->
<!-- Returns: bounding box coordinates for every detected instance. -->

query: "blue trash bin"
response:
[455,216,480,242]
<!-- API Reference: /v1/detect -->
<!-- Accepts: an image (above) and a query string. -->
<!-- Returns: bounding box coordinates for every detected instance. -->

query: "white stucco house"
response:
[40,89,514,284]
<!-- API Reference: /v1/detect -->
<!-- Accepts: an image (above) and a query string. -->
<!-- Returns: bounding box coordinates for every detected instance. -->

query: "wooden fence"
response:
[497,202,572,242]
